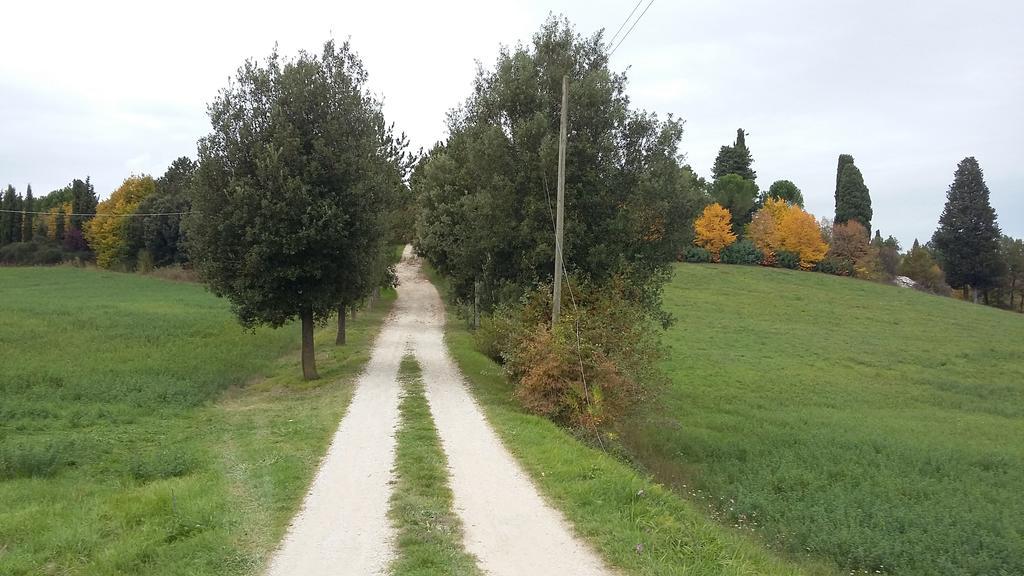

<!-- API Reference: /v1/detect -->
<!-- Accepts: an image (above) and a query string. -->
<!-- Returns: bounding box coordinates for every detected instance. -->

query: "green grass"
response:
[388,355,481,576]
[424,263,822,576]
[622,264,1024,576]
[0,266,395,575]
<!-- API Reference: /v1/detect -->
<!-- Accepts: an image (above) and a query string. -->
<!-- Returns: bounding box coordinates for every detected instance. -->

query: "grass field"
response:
[426,264,823,576]
[623,264,1024,576]
[0,267,394,575]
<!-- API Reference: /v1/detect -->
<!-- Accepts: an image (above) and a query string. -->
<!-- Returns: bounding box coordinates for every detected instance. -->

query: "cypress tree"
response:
[0,185,15,245]
[712,128,756,182]
[835,162,872,230]
[11,192,23,243]
[21,185,34,242]
[835,154,854,197]
[931,157,1003,302]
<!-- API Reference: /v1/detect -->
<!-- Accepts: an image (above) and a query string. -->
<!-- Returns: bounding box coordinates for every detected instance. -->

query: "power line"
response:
[0,209,191,217]
[607,0,645,48]
[609,0,656,57]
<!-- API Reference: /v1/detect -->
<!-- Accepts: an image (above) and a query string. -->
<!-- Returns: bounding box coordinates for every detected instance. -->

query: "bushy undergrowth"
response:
[476,278,664,433]
[719,239,762,265]
[0,240,91,266]
[776,250,800,270]
[681,246,711,263]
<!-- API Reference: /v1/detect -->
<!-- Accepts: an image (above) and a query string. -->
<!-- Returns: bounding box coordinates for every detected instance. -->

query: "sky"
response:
[2,0,1021,247]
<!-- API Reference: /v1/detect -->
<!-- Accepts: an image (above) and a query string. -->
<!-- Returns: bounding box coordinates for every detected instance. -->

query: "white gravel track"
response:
[265,246,610,576]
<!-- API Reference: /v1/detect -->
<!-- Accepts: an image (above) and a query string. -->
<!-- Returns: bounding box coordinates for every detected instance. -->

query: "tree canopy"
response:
[126,157,197,267]
[931,157,1003,299]
[85,176,156,268]
[834,159,872,230]
[413,16,704,315]
[712,128,756,183]
[710,174,758,233]
[766,179,804,207]
[187,40,402,379]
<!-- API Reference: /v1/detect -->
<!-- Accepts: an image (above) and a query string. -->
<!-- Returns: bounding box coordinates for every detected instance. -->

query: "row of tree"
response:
[694,131,1020,312]
[4,43,413,380]
[0,179,97,252]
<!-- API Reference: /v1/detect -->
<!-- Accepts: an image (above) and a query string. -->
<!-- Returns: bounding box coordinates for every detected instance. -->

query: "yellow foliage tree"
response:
[45,202,73,240]
[747,209,780,257]
[85,176,155,268]
[777,206,829,270]
[747,198,793,264]
[694,203,737,262]
[761,197,790,223]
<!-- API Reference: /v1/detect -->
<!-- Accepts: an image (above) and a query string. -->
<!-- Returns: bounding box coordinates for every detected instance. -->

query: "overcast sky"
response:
[2,0,1021,246]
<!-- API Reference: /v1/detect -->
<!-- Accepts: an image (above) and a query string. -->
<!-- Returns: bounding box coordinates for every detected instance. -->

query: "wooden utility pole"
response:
[553,75,568,325]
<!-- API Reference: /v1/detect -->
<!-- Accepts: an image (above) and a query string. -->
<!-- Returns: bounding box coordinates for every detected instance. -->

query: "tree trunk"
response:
[351,306,357,321]
[336,305,346,345]
[971,286,979,304]
[301,308,319,380]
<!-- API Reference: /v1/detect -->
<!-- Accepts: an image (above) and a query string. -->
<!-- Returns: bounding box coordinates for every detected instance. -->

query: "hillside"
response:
[622,264,1024,575]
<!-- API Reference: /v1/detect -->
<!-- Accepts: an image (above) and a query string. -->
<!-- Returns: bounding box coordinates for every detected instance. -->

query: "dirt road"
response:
[266,246,609,575]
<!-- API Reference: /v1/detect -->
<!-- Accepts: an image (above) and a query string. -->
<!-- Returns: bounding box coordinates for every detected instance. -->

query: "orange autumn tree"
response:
[694,203,737,262]
[777,206,829,270]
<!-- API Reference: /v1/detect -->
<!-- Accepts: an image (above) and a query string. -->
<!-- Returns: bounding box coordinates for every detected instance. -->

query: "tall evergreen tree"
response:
[835,161,872,230]
[0,185,16,245]
[931,157,1003,302]
[835,154,854,196]
[11,191,24,243]
[712,128,756,182]
[21,185,34,242]
[69,178,98,231]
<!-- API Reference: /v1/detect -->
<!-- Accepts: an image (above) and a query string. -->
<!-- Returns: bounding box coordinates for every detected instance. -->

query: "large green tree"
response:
[414,16,705,316]
[931,157,1003,302]
[834,158,872,230]
[710,174,759,233]
[126,157,197,267]
[69,178,98,234]
[712,128,756,182]
[188,40,399,380]
[765,179,804,207]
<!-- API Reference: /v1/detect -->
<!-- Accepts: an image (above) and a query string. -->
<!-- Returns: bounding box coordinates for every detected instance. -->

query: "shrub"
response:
[490,279,664,433]
[0,242,39,264]
[137,249,155,274]
[776,250,800,270]
[816,255,853,276]
[682,246,711,263]
[474,304,521,363]
[720,239,763,265]
[828,220,869,270]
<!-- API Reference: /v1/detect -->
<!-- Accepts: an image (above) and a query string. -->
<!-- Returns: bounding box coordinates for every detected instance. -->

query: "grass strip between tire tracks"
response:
[388,354,482,576]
